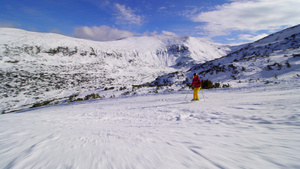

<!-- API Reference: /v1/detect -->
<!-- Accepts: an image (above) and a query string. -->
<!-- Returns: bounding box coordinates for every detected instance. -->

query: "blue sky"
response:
[0,0,299,44]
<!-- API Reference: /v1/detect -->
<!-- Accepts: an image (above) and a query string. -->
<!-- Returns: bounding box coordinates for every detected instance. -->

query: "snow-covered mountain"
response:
[0,28,229,113]
[156,24,300,88]
[1,24,300,113]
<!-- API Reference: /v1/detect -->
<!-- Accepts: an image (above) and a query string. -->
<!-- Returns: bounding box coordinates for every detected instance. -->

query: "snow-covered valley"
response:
[1,84,300,169]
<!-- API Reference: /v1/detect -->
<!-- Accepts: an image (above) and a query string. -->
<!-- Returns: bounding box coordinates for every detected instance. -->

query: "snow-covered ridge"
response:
[254,24,300,46]
[0,28,228,67]
[152,24,300,88]
[0,28,229,113]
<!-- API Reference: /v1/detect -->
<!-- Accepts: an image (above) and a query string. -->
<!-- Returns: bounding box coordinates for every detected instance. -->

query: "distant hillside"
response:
[0,28,229,113]
[150,24,300,88]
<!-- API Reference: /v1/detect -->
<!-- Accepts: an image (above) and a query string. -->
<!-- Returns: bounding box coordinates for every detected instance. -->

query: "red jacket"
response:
[191,75,202,88]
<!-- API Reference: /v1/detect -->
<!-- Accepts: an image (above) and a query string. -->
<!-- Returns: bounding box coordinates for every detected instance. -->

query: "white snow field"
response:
[1,83,300,169]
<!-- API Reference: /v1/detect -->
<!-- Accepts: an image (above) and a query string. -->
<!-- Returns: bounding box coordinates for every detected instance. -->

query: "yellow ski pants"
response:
[193,87,201,100]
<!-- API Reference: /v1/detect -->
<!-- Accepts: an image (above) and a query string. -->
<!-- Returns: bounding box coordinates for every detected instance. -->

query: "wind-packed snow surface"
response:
[1,83,300,169]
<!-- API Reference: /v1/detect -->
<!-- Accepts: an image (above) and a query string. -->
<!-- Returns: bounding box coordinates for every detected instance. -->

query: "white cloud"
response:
[161,31,177,36]
[190,0,300,37]
[239,33,269,41]
[73,25,136,41]
[158,7,167,10]
[142,31,158,36]
[114,3,144,25]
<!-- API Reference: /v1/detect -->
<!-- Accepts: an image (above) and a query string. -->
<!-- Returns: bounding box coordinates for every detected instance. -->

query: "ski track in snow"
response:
[1,85,300,169]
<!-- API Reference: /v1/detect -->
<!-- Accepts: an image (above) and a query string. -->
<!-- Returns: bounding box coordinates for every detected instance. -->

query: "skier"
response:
[190,73,202,101]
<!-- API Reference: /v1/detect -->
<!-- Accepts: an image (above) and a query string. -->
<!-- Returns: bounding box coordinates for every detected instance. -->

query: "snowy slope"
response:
[156,24,300,88]
[0,28,229,113]
[1,84,300,169]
